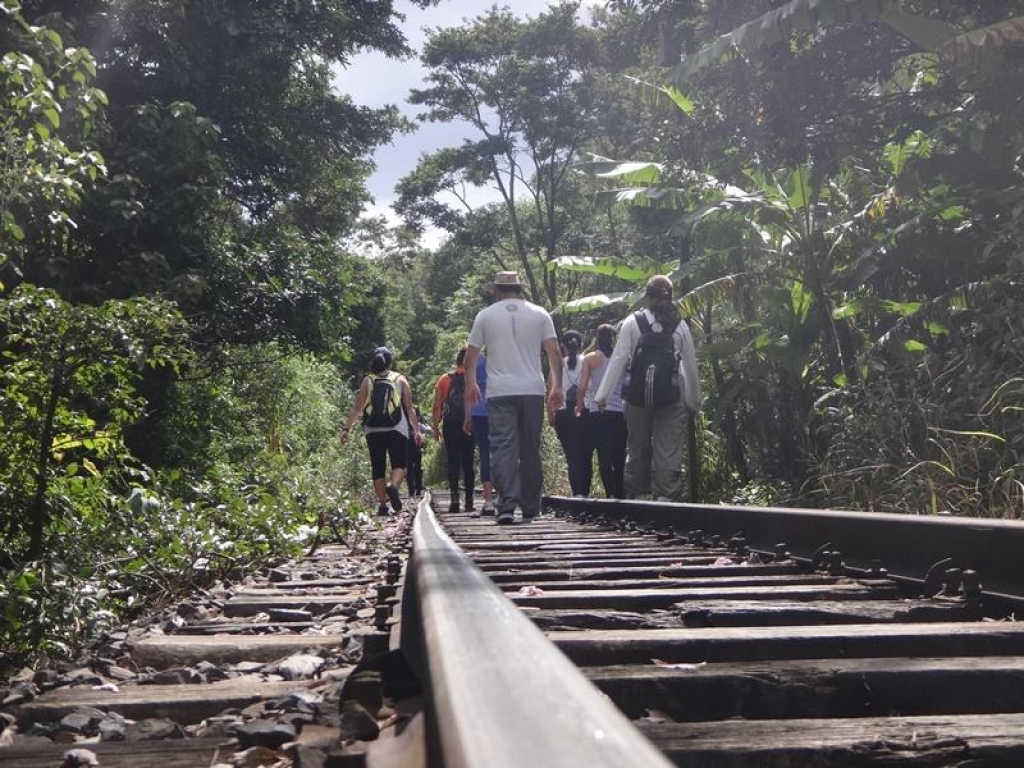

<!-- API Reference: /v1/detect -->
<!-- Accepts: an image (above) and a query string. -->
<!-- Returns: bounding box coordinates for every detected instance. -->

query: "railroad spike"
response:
[828,550,844,576]
[943,567,964,596]
[811,542,834,571]
[961,569,983,599]
[775,543,790,562]
[922,557,955,598]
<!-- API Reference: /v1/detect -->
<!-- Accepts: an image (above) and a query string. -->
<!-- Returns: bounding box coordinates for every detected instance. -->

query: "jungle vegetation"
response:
[2,0,1022,666]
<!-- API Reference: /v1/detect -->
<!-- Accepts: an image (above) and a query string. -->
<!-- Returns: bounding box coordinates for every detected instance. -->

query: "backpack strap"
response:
[634,310,652,334]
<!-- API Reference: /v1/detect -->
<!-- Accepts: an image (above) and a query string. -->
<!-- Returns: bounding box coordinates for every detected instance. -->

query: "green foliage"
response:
[0,285,189,558]
[0,1,107,279]
[400,3,603,308]
[0,345,374,669]
[0,0,426,670]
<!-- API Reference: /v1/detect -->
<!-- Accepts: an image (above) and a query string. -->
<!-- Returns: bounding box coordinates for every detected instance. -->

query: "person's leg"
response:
[414,448,425,495]
[405,437,417,497]
[518,396,545,518]
[365,433,390,514]
[378,434,405,512]
[650,401,687,500]
[575,408,593,497]
[460,430,476,510]
[442,419,463,512]
[553,408,574,492]
[472,415,495,510]
[385,430,408,510]
[591,411,615,498]
[609,410,628,499]
[624,403,653,498]
[487,397,520,520]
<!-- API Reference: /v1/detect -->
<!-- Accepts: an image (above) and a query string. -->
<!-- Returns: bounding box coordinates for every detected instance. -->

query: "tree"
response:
[0,1,106,284]
[397,3,601,308]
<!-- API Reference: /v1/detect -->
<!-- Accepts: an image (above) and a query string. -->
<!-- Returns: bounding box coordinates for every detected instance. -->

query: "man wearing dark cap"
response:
[464,271,563,524]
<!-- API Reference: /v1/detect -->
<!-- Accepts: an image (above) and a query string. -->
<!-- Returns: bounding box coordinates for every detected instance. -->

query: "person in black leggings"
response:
[432,347,477,514]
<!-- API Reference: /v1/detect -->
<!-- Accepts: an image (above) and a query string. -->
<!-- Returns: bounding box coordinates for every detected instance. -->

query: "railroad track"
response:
[404,494,1024,767]
[7,494,1024,766]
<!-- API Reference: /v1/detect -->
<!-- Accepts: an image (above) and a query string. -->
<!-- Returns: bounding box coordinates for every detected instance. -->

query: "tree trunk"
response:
[27,355,65,560]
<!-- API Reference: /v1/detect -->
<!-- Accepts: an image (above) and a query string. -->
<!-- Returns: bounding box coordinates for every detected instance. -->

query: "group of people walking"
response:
[342,271,700,522]
[552,275,701,502]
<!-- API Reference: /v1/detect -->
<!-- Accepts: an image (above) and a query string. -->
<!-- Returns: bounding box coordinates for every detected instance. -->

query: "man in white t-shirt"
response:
[464,271,563,524]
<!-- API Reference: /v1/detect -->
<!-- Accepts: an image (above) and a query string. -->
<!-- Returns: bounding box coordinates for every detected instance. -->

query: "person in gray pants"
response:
[463,271,563,524]
[593,275,701,500]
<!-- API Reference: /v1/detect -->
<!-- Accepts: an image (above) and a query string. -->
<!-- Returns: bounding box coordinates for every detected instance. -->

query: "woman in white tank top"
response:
[574,324,627,498]
[550,330,591,496]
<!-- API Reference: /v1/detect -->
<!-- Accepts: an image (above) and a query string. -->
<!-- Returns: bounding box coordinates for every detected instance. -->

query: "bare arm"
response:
[544,338,564,411]
[463,345,482,434]
[400,376,423,446]
[574,353,596,417]
[341,377,371,444]
[431,375,445,442]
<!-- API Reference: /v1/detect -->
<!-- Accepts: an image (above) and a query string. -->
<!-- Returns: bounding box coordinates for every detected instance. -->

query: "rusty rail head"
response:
[404,499,674,768]
[545,496,1024,606]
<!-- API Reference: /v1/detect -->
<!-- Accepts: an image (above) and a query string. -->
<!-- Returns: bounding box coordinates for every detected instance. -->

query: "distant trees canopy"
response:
[8,0,434,350]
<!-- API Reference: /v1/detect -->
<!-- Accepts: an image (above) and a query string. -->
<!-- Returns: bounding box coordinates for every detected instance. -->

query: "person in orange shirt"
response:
[433,347,477,515]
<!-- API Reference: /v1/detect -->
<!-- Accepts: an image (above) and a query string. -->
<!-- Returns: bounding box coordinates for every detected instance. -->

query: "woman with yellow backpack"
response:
[341,347,423,516]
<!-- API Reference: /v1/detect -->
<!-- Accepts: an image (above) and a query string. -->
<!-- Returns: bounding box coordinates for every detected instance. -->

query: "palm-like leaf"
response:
[677,274,747,323]
[548,255,667,281]
[553,291,640,316]
[667,0,960,84]
[622,74,695,115]
[938,16,1024,64]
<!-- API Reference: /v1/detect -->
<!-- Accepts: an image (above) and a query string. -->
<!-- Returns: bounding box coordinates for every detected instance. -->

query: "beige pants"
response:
[624,400,688,499]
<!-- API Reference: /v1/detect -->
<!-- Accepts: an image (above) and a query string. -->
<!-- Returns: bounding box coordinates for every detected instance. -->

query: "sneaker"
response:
[468,509,481,518]
[496,511,515,525]
[376,502,391,517]
[447,500,460,514]
[481,503,496,516]
[520,514,535,524]
[385,484,402,512]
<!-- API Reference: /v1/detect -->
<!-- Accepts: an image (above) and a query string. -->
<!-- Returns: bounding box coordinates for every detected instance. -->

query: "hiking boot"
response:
[496,511,515,525]
[385,484,402,512]
[447,500,460,514]
[376,502,391,517]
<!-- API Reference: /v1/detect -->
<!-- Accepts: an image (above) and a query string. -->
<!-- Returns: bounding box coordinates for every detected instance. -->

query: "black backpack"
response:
[625,311,681,408]
[443,371,465,425]
[363,372,403,428]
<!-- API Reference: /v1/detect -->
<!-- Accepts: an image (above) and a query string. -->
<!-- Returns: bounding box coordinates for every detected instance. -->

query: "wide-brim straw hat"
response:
[486,270,522,289]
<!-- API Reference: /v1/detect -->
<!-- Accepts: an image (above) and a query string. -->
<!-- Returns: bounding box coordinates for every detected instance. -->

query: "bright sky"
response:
[331,0,606,246]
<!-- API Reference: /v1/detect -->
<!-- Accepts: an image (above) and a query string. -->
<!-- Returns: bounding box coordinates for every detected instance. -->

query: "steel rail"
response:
[401,496,674,768]
[545,497,1024,605]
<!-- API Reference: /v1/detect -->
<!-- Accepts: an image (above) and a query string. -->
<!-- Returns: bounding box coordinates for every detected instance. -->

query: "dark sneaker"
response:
[496,511,515,525]
[385,484,402,512]
[481,503,496,516]
[377,502,391,517]
[447,500,460,514]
